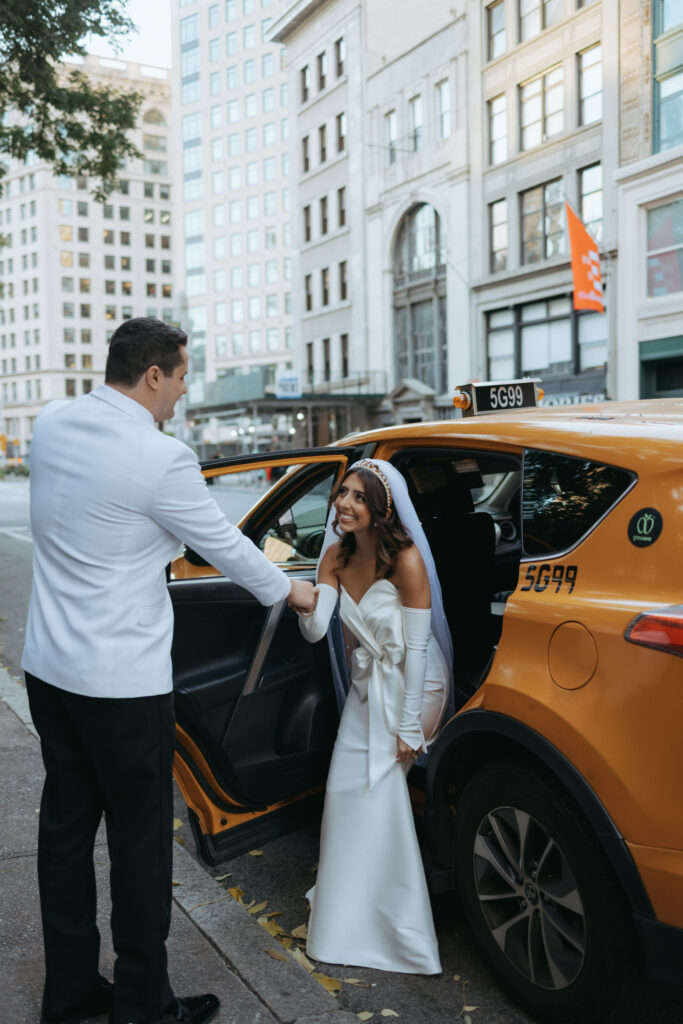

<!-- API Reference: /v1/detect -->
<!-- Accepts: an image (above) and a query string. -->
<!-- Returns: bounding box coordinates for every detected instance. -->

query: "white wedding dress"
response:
[304,578,448,974]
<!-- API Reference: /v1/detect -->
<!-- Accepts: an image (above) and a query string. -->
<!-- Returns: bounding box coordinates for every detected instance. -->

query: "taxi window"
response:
[258,465,336,563]
[523,451,635,556]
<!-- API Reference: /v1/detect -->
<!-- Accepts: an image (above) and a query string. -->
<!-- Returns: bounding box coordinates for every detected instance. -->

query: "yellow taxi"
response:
[169,381,683,1024]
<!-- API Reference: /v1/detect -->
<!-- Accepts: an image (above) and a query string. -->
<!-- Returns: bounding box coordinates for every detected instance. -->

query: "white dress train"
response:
[304,579,448,974]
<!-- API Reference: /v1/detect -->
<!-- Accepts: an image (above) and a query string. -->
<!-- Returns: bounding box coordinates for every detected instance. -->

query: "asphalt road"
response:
[1,476,680,1024]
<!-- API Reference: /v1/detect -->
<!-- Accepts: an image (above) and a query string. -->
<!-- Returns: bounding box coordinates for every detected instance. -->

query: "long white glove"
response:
[297,582,339,643]
[398,607,431,753]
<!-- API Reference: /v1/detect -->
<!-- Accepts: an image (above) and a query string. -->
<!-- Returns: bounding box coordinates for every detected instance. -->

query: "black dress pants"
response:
[26,673,175,1024]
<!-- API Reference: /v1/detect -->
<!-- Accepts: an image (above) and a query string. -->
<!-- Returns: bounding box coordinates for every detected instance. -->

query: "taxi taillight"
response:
[625,606,683,659]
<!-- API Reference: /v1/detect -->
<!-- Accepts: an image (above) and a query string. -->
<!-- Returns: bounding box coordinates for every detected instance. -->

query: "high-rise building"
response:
[0,56,172,459]
[170,0,294,453]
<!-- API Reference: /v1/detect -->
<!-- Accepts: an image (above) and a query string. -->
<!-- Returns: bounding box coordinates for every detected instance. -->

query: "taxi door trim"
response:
[242,598,287,695]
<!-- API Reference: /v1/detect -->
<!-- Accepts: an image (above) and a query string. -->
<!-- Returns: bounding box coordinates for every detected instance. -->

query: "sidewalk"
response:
[0,666,358,1024]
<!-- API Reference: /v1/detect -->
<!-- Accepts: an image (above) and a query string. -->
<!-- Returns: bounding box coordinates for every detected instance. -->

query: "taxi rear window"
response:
[523,451,635,556]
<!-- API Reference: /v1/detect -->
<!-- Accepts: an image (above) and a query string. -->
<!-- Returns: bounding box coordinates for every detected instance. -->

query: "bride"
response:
[292,458,453,974]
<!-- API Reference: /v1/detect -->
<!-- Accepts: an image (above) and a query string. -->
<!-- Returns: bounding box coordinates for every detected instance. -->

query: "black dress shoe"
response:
[40,975,113,1024]
[129,994,220,1024]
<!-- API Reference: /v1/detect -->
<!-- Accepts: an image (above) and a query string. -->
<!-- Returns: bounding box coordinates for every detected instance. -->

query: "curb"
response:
[0,665,346,1024]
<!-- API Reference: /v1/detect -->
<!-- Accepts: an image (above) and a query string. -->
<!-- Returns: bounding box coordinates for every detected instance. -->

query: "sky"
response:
[86,0,173,70]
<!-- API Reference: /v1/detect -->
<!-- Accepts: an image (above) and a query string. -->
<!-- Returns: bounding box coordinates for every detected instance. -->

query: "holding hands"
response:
[288,579,318,615]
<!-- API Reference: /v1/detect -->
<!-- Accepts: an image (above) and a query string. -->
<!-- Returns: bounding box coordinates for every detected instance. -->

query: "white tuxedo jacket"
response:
[22,384,290,698]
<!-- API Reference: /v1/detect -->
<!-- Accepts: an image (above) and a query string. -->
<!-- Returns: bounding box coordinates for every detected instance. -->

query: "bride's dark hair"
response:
[330,466,412,579]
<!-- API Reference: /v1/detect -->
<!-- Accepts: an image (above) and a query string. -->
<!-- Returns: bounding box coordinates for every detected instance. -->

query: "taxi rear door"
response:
[169,447,361,865]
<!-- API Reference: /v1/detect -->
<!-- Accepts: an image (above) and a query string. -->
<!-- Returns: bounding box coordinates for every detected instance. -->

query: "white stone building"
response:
[0,56,173,459]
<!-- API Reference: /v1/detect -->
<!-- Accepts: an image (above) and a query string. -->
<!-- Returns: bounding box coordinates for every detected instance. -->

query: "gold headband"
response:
[349,459,392,511]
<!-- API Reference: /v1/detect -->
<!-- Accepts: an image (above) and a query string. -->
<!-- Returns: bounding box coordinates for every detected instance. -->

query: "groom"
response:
[22,318,315,1024]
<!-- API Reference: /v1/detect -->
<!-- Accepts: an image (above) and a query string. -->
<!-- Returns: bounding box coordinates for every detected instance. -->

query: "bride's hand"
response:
[288,583,319,614]
[396,736,419,764]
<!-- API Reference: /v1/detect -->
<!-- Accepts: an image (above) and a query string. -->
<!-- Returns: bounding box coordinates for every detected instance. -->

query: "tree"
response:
[0,1,143,200]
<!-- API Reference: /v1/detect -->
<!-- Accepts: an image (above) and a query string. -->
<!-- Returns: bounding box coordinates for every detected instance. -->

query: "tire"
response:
[454,761,643,1024]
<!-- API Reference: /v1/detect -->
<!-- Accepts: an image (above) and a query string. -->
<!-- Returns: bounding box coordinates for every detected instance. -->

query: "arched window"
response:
[143,109,166,126]
[393,204,447,394]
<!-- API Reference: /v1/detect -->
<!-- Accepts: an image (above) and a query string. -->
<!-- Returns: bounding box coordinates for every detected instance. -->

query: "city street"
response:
[0,476,679,1024]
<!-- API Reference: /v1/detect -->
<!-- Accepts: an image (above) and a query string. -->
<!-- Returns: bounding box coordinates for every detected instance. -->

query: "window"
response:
[228,132,240,155]
[59,225,73,242]
[301,65,310,103]
[579,44,602,125]
[647,198,683,297]
[226,0,236,17]
[248,262,260,285]
[490,199,508,272]
[335,37,345,76]
[227,65,237,89]
[317,51,327,90]
[393,204,448,394]
[263,122,275,145]
[209,3,219,25]
[523,451,633,556]
[226,31,237,55]
[520,0,562,43]
[263,156,275,180]
[520,66,563,149]
[488,94,507,163]
[656,71,683,151]
[579,163,602,245]
[320,196,328,235]
[305,274,313,311]
[249,329,261,352]
[247,196,259,219]
[338,186,346,227]
[409,96,423,151]
[65,379,76,398]
[265,260,277,283]
[339,260,347,300]
[210,71,221,95]
[245,93,257,117]
[210,37,220,61]
[336,112,346,152]
[436,80,451,139]
[266,294,277,317]
[321,267,330,306]
[302,135,310,172]
[319,123,327,162]
[244,24,255,47]
[487,1,506,60]
[262,52,274,76]
[521,179,565,263]
[653,0,683,151]
[263,87,274,112]
[246,127,257,151]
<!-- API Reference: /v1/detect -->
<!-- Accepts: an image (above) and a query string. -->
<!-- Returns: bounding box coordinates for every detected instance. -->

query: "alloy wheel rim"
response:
[472,805,586,990]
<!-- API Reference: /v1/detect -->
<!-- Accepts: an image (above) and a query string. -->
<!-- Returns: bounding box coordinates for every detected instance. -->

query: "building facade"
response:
[615,0,683,399]
[170,0,296,453]
[0,56,172,459]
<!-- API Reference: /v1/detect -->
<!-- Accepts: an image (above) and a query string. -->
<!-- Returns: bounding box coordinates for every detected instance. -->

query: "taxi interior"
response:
[169,445,524,859]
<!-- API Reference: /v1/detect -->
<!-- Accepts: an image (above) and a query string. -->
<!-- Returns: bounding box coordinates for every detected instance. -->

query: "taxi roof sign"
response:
[453,378,543,417]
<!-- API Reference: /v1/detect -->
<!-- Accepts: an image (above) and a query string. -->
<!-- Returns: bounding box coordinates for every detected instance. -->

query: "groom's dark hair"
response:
[105,317,188,387]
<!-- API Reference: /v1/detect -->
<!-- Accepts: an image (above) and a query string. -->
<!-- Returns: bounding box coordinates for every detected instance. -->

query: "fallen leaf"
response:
[214,873,231,882]
[463,1007,478,1012]
[344,978,372,988]
[228,886,245,904]
[262,910,282,918]
[248,900,268,915]
[279,936,293,949]
[258,918,287,938]
[289,946,315,973]
[358,1014,374,1021]
[249,849,264,856]
[313,972,342,995]
[172,880,181,887]
[452,974,460,982]
[174,836,185,845]
[172,818,183,830]
[291,923,308,939]
[265,948,289,962]
[464,1017,472,1024]
[380,1012,399,1019]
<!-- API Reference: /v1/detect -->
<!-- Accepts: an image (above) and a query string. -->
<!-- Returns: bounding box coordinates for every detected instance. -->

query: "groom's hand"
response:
[288,578,316,614]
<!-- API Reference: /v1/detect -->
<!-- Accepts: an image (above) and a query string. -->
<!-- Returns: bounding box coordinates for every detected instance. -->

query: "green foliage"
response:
[0,1,143,200]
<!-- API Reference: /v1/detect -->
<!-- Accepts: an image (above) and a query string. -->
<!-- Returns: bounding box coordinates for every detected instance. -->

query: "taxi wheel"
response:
[454,761,642,1024]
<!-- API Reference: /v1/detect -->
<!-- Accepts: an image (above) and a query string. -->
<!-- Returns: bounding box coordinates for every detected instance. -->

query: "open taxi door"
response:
[169,446,361,865]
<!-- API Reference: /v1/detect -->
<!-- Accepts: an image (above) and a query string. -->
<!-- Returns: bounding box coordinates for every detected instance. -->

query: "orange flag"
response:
[565,202,604,313]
